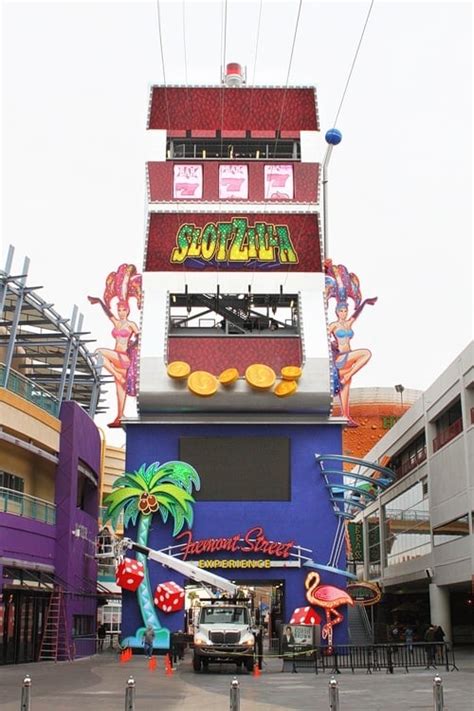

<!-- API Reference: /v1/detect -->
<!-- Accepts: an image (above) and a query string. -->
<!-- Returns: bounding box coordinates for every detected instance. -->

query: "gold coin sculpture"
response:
[274,380,298,397]
[187,370,218,397]
[245,364,276,390]
[167,361,191,379]
[281,366,302,381]
[218,368,239,385]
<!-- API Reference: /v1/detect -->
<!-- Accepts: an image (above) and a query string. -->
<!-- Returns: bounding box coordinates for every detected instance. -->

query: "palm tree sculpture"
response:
[104,461,200,649]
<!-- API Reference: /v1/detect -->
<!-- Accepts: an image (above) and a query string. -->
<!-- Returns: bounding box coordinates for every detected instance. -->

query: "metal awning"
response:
[0,246,109,416]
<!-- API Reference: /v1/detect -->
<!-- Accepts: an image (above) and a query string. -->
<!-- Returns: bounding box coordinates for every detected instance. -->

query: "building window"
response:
[168,137,300,161]
[384,482,431,566]
[433,399,463,452]
[389,432,427,480]
[99,601,122,634]
[433,514,469,547]
[73,615,95,637]
[0,471,24,492]
[76,461,97,515]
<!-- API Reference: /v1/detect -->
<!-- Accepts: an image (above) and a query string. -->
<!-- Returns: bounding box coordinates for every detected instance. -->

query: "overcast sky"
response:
[2,0,472,446]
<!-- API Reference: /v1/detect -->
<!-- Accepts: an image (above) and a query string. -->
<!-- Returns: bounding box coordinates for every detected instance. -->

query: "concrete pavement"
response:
[1,647,473,710]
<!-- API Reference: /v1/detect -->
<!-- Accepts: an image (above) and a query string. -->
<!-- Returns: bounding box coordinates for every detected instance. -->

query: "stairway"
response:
[38,586,72,662]
[348,604,373,646]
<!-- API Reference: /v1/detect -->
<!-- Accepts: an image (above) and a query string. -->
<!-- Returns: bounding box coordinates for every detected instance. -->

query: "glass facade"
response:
[0,591,49,664]
[384,482,430,566]
[433,514,469,546]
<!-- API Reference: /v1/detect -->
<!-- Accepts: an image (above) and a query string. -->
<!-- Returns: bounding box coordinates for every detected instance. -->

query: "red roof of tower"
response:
[148,86,319,133]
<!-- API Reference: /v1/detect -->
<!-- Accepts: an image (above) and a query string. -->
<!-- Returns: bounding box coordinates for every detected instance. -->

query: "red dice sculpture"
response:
[153,581,185,613]
[115,558,145,591]
[289,606,321,625]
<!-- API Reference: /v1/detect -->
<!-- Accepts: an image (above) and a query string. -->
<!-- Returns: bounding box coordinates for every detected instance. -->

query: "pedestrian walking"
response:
[143,625,155,658]
[97,623,107,652]
[404,625,414,653]
[434,625,446,661]
[424,624,436,667]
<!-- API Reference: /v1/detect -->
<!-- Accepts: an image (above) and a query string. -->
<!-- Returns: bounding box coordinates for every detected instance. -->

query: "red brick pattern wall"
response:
[148,87,319,132]
[147,162,319,203]
[145,212,322,272]
[168,337,302,374]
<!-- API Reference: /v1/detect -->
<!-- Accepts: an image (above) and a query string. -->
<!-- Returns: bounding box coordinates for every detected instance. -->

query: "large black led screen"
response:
[179,437,290,501]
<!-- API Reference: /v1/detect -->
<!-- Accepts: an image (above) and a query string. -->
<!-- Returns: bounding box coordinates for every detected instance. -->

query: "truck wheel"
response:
[193,653,202,672]
[245,656,254,672]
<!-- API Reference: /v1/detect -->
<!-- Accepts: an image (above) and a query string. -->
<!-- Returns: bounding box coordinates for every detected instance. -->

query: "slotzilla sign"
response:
[144,213,322,272]
[170,218,298,265]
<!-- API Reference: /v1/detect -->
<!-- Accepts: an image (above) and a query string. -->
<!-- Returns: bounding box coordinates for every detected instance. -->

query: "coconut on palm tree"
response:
[104,460,200,649]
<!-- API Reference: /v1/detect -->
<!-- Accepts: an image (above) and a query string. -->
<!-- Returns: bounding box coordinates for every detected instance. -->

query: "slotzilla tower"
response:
[123,65,349,648]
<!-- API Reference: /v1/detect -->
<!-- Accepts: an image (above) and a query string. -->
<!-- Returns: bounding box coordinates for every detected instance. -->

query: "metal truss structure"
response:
[0,245,109,417]
[306,454,396,580]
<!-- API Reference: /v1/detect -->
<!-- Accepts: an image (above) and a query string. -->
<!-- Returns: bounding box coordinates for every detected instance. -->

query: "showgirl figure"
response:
[88,264,142,427]
[325,260,377,426]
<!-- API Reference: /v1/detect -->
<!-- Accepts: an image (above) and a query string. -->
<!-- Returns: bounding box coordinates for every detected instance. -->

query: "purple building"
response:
[0,247,107,664]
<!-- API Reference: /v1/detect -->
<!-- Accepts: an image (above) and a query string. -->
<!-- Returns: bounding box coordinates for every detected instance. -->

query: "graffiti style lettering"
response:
[170,218,299,265]
[241,526,295,559]
[175,526,295,561]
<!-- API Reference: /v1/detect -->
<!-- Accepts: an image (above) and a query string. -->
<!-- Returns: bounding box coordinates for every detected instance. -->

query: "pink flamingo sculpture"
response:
[305,572,354,648]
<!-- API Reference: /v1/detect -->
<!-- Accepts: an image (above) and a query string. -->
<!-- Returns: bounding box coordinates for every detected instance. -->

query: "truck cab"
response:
[193,599,255,672]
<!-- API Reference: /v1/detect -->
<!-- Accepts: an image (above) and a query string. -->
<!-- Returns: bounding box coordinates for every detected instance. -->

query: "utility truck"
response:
[110,539,256,671]
[192,597,256,672]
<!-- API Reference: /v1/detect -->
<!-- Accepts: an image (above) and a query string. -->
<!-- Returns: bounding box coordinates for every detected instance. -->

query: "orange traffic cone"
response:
[148,656,157,671]
[253,662,261,677]
[119,650,125,664]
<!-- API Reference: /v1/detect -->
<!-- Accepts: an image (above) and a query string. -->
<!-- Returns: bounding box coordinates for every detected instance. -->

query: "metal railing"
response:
[282,642,455,675]
[0,364,60,417]
[0,487,56,524]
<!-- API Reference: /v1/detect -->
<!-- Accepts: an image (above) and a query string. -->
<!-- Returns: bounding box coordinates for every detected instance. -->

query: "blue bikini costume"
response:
[334,328,354,370]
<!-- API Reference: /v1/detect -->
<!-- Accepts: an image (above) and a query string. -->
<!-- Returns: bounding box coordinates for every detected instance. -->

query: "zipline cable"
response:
[272,0,303,159]
[217,0,228,294]
[332,0,375,128]
[182,0,189,89]
[155,0,171,131]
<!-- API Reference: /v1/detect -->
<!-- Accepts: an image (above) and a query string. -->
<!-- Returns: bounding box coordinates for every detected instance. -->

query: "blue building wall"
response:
[123,421,348,645]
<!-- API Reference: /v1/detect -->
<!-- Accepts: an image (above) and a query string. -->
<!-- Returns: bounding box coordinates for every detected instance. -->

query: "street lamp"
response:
[394,384,405,408]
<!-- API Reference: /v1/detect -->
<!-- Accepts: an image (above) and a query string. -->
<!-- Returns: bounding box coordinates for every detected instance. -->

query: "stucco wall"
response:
[0,439,55,501]
[0,389,60,452]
